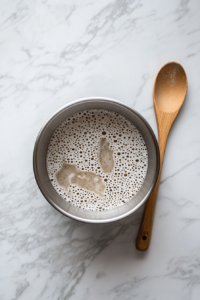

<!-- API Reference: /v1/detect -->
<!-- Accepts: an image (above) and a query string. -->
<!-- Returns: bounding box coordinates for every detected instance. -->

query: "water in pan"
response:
[46,109,148,211]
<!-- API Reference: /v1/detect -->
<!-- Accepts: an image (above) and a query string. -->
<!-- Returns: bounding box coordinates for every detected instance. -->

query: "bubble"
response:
[46,109,148,211]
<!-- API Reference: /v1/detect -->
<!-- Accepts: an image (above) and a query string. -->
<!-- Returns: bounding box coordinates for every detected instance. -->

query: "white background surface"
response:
[0,0,200,299]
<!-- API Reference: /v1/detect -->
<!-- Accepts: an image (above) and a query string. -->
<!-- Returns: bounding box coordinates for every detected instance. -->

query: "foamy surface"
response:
[46,109,148,211]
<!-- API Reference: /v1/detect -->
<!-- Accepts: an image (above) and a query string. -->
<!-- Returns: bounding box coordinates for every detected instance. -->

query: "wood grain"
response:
[136,62,187,251]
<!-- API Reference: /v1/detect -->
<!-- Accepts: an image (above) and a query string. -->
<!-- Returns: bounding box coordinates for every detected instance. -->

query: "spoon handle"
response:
[136,119,169,251]
[135,172,161,251]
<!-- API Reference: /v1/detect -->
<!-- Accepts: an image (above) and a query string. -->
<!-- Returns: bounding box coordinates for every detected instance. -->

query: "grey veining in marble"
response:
[0,0,200,299]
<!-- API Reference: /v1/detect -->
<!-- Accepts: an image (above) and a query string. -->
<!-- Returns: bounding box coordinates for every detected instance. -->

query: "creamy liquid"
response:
[55,162,106,197]
[99,138,114,174]
[46,109,148,211]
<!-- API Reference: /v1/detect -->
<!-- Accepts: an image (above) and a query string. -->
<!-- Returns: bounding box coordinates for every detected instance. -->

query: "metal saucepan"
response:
[33,97,160,223]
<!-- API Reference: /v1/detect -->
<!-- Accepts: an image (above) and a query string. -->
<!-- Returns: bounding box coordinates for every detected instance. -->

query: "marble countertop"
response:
[1,0,200,299]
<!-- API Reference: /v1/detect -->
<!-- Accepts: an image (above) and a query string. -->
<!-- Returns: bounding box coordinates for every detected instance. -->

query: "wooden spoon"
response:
[136,62,188,251]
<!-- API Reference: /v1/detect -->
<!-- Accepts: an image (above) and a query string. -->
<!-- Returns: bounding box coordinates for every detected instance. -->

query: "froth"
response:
[46,109,148,211]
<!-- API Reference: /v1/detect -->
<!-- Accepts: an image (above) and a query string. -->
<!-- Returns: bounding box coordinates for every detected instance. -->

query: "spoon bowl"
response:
[154,62,187,113]
[136,62,187,251]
